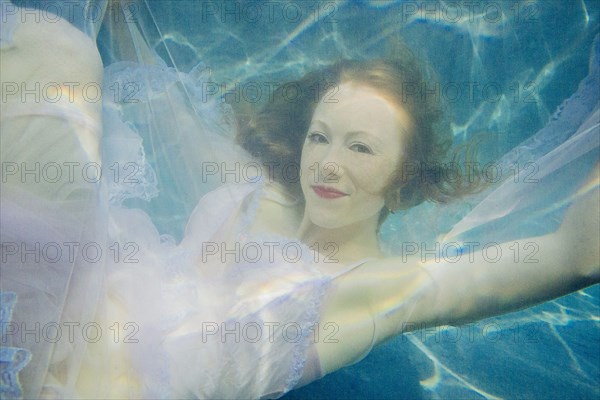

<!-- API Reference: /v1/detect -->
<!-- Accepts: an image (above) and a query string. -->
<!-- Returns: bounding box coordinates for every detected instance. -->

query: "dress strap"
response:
[322,257,380,366]
[328,257,376,279]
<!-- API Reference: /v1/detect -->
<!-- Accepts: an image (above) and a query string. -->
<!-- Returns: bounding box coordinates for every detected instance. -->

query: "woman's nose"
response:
[319,147,345,183]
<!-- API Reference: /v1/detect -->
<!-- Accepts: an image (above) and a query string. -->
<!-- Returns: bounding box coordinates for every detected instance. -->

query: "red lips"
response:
[311,186,348,199]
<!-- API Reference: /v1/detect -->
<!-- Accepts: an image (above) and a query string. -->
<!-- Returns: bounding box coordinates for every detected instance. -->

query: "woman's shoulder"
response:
[262,180,300,205]
[249,180,302,238]
[180,180,300,247]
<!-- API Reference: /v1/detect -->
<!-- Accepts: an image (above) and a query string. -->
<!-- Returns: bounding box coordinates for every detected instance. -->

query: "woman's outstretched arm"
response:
[316,165,599,375]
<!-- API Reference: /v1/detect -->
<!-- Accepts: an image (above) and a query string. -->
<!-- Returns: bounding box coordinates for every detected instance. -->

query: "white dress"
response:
[1,2,598,399]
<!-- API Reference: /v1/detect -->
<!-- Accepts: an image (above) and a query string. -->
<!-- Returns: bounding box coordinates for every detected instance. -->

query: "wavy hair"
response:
[237,52,481,226]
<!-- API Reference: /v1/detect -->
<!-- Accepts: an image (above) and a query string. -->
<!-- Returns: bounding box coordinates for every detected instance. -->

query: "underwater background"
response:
[138,1,600,398]
[11,0,597,398]
[117,1,600,398]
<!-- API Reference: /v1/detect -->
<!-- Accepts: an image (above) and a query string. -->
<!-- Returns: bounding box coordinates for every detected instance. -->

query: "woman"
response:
[1,2,598,399]
[233,57,600,376]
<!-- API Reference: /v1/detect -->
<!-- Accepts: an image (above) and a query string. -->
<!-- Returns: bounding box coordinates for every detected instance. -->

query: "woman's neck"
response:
[296,212,382,265]
[251,182,383,264]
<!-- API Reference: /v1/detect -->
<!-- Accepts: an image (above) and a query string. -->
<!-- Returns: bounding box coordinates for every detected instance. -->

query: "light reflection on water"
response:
[128,1,600,398]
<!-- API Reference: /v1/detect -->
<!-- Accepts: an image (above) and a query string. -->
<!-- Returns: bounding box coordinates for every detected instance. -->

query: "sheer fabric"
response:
[1,1,598,399]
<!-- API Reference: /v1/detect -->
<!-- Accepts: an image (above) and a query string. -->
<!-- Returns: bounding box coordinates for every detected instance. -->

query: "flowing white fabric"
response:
[1,1,598,399]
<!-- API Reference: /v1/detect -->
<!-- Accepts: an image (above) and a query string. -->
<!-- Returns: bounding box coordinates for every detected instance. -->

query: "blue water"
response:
[147,0,594,153]
[3,0,598,398]
[9,0,592,398]
[136,1,600,399]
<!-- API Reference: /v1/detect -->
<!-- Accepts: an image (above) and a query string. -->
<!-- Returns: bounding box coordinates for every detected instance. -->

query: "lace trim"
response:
[101,65,160,205]
[102,107,159,206]
[283,278,330,393]
[231,180,332,394]
[101,60,238,206]
[0,292,32,400]
[103,61,236,136]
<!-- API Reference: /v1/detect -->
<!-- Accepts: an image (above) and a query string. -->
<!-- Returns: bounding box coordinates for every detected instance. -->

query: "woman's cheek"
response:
[301,143,322,165]
[357,161,396,194]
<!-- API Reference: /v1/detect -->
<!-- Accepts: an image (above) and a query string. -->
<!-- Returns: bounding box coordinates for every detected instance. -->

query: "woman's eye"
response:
[307,132,328,144]
[350,143,373,154]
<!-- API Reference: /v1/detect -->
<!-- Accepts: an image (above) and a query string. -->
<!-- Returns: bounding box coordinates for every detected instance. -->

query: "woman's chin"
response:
[307,209,366,231]
[307,212,348,230]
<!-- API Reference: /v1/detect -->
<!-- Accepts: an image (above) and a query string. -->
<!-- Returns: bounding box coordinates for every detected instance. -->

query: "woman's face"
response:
[300,82,414,229]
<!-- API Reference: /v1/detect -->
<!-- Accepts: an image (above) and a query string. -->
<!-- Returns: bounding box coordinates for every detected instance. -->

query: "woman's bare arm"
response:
[316,166,599,375]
